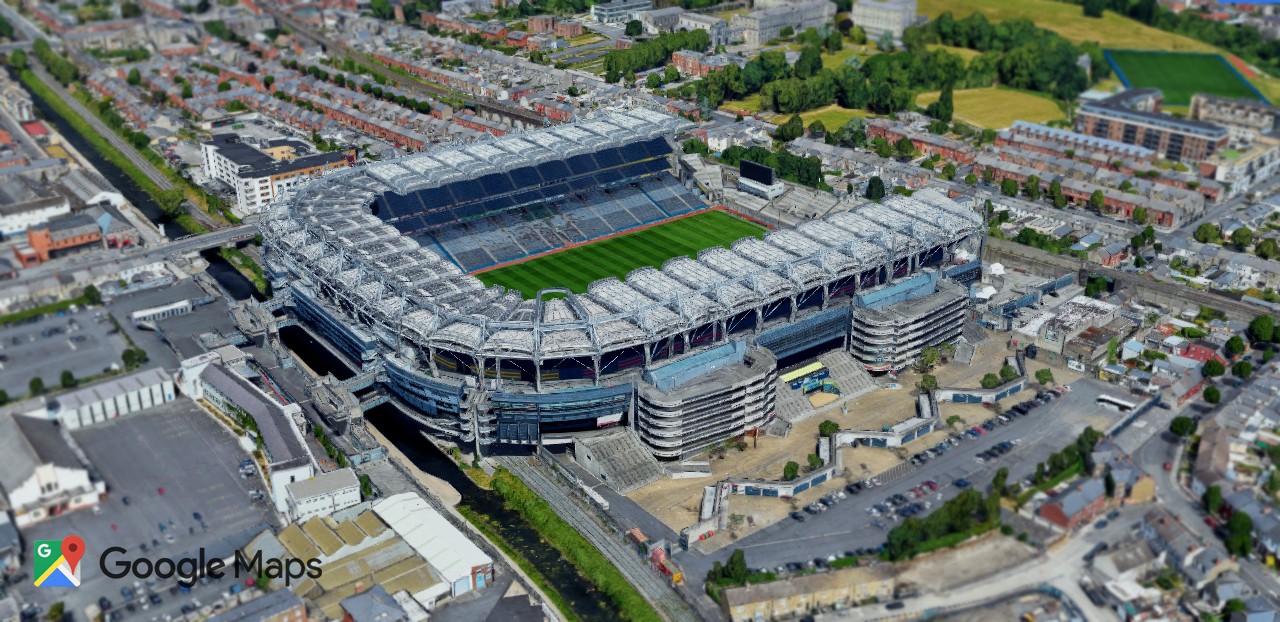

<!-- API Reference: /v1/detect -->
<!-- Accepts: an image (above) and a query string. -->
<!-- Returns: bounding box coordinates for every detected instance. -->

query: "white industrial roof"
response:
[372,493,492,582]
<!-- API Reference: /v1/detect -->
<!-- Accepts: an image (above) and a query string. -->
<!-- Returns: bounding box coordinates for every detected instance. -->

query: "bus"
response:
[1096,394,1138,413]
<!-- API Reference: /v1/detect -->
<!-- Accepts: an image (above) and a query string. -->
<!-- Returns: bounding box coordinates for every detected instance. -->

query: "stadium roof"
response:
[263,109,983,361]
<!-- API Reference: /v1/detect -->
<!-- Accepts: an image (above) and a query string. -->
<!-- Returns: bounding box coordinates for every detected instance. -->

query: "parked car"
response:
[953,478,970,488]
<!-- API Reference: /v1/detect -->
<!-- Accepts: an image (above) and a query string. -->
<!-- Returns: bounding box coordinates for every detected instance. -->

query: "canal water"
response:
[19,69,183,240]
[201,248,262,302]
[278,325,619,621]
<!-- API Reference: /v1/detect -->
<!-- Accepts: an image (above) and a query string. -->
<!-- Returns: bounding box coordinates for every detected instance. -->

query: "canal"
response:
[20,69,183,240]
[277,325,619,621]
[201,248,262,302]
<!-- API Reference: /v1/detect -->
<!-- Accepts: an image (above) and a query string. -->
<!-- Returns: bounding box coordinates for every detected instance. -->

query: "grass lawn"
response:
[916,87,1065,129]
[917,0,1215,51]
[722,93,764,113]
[788,104,870,130]
[476,210,765,297]
[821,45,873,69]
[713,7,747,20]
[567,33,604,45]
[1105,50,1262,104]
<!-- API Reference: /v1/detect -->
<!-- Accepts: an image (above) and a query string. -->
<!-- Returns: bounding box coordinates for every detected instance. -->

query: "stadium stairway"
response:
[819,351,878,401]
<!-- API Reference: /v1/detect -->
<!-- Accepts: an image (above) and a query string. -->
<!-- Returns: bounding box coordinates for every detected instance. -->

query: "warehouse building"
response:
[53,367,176,429]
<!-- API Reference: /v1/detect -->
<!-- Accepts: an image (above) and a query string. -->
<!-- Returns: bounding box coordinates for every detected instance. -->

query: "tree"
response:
[0,390,8,405]
[864,175,886,201]
[917,374,938,392]
[682,138,709,155]
[1250,315,1275,343]
[181,84,193,99]
[926,82,953,123]
[1231,227,1254,250]
[1233,360,1253,379]
[7,48,26,70]
[1170,416,1196,438]
[1088,189,1105,210]
[624,19,642,37]
[999,363,1018,382]
[1226,511,1254,557]
[915,346,940,372]
[1203,359,1226,377]
[774,114,804,142]
[1204,485,1224,514]
[819,420,839,437]
[1225,599,1248,615]
[1104,471,1116,498]
[1227,335,1246,357]
[127,67,142,86]
[876,31,894,52]
[1194,223,1220,244]
[1132,206,1148,224]
[29,377,44,396]
[964,173,978,185]
[1083,0,1105,17]
[807,120,826,138]
[783,461,800,480]
[45,603,64,622]
[1000,178,1019,197]
[1205,385,1221,404]
[794,45,822,79]
[83,284,101,306]
[894,137,916,159]
[946,414,963,428]
[980,373,1001,389]
[1035,368,1055,387]
[1256,238,1280,260]
[1023,175,1041,201]
[807,453,823,470]
[645,73,661,89]
[121,1,142,17]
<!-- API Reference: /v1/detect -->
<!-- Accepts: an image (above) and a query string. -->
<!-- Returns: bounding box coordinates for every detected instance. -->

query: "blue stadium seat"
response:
[418,187,452,210]
[566,176,595,192]
[477,173,514,195]
[509,166,542,188]
[423,209,455,226]
[484,195,515,211]
[370,196,387,218]
[593,148,623,168]
[448,179,485,203]
[536,160,571,181]
[455,203,487,219]
[392,216,425,233]
[619,142,647,162]
[643,137,673,157]
[596,168,623,184]
[565,154,597,176]
[511,191,541,206]
[386,193,424,217]
[543,183,571,198]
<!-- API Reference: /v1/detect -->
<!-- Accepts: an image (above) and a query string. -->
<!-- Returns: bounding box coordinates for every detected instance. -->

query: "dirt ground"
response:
[897,534,1039,593]
[627,336,1082,541]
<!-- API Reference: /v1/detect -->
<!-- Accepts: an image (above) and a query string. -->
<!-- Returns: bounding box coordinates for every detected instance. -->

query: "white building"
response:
[0,407,103,527]
[372,493,495,597]
[0,176,71,238]
[590,0,653,23]
[852,0,918,44]
[181,348,316,513]
[732,0,836,47]
[738,176,786,199]
[129,300,193,327]
[54,367,176,429]
[60,170,126,209]
[677,13,730,47]
[285,467,361,523]
[201,135,351,215]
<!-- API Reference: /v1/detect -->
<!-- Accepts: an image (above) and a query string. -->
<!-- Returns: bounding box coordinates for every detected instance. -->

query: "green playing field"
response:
[475,210,766,297]
[1105,50,1262,105]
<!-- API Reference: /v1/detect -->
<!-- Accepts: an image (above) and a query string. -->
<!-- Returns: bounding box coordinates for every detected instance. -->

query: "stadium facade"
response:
[261,109,985,460]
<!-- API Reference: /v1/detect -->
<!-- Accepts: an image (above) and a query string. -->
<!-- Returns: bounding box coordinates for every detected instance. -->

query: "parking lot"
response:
[0,307,128,399]
[13,399,279,622]
[679,377,1138,584]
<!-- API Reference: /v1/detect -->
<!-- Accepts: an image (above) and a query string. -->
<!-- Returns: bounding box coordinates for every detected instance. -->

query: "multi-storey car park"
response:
[260,108,987,460]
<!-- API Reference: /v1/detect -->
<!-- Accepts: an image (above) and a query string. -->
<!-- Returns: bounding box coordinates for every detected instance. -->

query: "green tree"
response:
[645,73,661,89]
[1083,0,1105,17]
[682,138,709,155]
[1227,335,1246,357]
[1255,238,1280,260]
[783,461,800,480]
[1089,189,1105,210]
[1194,223,1220,244]
[1000,178,1018,197]
[1226,511,1254,557]
[60,370,75,389]
[964,173,978,185]
[794,45,822,79]
[1205,385,1221,404]
[7,48,26,70]
[181,84,193,99]
[0,390,8,405]
[1225,599,1248,615]
[945,414,963,428]
[806,453,823,470]
[1203,359,1226,377]
[876,30,894,52]
[1232,227,1255,249]
[917,374,938,392]
[121,1,142,17]
[980,373,1001,389]
[1250,315,1275,343]
[1203,484,1223,514]
[999,363,1018,382]
[807,120,826,138]
[774,114,804,141]
[1234,360,1253,379]
[1034,368,1054,387]
[1170,416,1196,438]
[864,175,886,201]
[1023,175,1041,200]
[29,377,44,396]
[894,137,916,159]
[624,19,642,37]
[941,162,956,180]
[45,602,64,622]
[127,67,142,86]
[819,420,839,437]
[914,346,941,372]
[1133,206,1148,224]
[926,81,953,123]
[83,284,101,305]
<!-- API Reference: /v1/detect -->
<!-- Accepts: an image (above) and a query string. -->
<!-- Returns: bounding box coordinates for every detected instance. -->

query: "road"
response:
[1166,173,1280,241]
[151,225,258,258]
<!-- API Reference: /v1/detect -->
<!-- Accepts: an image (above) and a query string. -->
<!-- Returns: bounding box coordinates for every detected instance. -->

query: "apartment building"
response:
[202,135,353,214]
[732,0,836,46]
[1076,90,1230,163]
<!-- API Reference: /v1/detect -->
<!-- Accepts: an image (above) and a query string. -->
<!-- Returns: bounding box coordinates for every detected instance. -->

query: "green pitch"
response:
[1105,50,1261,105]
[476,210,766,297]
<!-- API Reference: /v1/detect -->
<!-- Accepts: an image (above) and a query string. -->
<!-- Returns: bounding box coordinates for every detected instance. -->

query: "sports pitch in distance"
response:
[476,210,766,297]
[1104,50,1263,104]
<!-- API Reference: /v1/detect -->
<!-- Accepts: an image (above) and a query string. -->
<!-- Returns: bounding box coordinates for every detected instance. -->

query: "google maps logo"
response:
[34,536,85,588]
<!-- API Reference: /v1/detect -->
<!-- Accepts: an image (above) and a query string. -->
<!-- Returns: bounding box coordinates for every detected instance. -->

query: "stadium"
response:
[260,108,986,460]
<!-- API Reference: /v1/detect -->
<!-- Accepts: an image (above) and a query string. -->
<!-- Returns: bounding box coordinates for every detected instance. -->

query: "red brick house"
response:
[1038,478,1107,530]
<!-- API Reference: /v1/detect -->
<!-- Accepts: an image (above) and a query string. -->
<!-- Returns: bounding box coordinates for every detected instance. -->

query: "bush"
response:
[1203,359,1225,377]
[1034,368,1054,386]
[819,420,839,437]
[1233,360,1253,379]
[1204,385,1221,404]
[783,461,800,480]
[1169,416,1195,438]
[999,364,1018,382]
[980,373,1001,389]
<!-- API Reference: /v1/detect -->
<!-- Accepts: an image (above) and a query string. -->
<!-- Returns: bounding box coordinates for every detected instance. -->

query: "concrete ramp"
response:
[573,428,666,494]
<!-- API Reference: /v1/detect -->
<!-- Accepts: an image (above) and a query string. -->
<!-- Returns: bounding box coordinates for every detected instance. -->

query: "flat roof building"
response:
[285,467,362,523]
[732,0,836,47]
[1076,89,1230,163]
[852,0,918,44]
[202,135,353,215]
[590,0,653,23]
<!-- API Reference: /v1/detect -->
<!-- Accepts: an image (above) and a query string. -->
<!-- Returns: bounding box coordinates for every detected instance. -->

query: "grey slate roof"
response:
[340,585,407,622]
[200,364,308,469]
[0,414,82,494]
